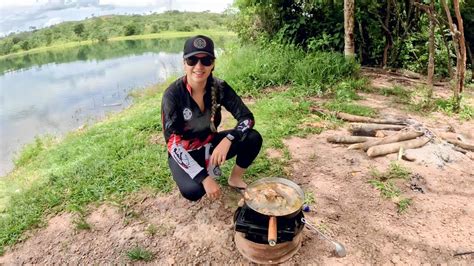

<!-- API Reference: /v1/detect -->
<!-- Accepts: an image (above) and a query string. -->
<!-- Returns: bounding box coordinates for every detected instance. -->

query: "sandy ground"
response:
[1,69,473,264]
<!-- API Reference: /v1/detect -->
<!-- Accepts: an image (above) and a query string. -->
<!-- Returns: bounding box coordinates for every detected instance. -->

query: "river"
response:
[0,36,227,176]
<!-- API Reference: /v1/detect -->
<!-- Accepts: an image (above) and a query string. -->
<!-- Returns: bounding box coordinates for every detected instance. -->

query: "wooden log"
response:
[336,112,405,125]
[349,123,406,136]
[446,139,474,152]
[327,135,378,144]
[351,130,424,151]
[367,137,430,157]
[375,130,399,138]
[436,132,467,142]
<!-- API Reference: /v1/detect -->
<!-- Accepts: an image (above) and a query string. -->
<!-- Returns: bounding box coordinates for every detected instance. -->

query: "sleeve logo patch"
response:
[183,107,193,121]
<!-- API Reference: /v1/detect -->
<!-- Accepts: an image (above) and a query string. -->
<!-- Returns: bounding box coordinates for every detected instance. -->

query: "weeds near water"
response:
[126,246,154,261]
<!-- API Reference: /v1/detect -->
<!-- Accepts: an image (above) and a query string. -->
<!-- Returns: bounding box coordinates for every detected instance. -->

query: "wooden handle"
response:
[268,216,277,246]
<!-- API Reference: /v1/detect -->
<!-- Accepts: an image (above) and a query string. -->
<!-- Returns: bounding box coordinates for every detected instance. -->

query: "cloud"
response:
[43,17,64,27]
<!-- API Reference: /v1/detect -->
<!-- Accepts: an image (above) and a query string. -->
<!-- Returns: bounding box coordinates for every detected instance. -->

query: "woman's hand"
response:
[202,176,221,200]
[210,138,231,166]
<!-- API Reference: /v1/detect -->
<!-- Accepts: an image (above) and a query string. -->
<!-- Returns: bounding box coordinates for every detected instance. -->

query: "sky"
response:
[0,0,235,36]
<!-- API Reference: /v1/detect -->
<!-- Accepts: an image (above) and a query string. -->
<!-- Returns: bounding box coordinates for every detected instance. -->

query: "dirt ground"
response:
[1,69,473,264]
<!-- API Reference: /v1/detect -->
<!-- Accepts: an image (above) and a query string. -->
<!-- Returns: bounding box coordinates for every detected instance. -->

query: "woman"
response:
[161,35,263,201]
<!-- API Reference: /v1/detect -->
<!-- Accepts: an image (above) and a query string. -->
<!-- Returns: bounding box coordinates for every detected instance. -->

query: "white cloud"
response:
[44,17,64,27]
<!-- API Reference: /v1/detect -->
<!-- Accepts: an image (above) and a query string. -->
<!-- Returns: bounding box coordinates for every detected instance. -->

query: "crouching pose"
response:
[161,35,262,201]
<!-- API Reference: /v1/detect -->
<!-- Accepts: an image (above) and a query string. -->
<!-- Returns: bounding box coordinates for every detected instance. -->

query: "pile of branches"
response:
[326,112,474,159]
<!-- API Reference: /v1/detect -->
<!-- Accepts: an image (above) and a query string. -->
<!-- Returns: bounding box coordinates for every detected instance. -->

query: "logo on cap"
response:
[193,38,207,49]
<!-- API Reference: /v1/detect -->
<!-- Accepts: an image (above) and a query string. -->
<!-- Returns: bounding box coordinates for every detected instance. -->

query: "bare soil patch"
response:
[1,70,473,264]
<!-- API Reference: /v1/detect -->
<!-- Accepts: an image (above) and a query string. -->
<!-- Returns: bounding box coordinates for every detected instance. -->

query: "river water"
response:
[0,37,227,176]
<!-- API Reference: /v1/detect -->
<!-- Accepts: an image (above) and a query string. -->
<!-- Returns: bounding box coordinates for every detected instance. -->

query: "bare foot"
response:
[227,176,247,189]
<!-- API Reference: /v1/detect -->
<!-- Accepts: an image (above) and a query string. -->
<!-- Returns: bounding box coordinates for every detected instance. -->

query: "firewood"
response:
[352,130,424,151]
[327,135,378,144]
[336,112,405,125]
[349,123,405,136]
[375,130,399,138]
[446,139,474,152]
[367,137,430,157]
[436,132,467,142]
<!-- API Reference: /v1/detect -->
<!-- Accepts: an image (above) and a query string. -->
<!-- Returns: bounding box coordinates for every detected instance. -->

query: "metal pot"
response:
[243,177,305,246]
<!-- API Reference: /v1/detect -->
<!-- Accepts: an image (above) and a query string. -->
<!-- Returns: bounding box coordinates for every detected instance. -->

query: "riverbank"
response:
[2,67,474,264]
[0,31,234,60]
[1,42,472,263]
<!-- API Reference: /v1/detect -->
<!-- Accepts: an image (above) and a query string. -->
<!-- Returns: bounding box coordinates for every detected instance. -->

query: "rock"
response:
[391,255,400,264]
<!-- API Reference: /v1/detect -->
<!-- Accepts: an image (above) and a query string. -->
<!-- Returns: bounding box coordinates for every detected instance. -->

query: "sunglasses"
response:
[185,56,214,67]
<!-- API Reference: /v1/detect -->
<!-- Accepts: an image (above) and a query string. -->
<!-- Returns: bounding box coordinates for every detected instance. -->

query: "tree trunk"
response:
[382,0,392,68]
[441,0,466,111]
[427,0,435,93]
[344,0,355,58]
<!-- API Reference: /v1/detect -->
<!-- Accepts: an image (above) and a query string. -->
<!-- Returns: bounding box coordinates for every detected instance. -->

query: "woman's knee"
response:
[246,129,263,148]
[179,186,206,201]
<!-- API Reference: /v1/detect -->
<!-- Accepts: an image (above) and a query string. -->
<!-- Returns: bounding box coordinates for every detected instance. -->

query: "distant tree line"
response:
[0,11,229,56]
[231,0,473,82]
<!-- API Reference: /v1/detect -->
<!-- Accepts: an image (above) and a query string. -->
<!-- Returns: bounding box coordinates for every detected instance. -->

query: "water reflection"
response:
[0,38,188,74]
[0,38,197,176]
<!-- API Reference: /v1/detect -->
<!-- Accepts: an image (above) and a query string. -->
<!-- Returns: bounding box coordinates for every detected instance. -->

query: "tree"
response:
[344,0,355,58]
[441,0,467,111]
[73,23,85,37]
[414,0,436,93]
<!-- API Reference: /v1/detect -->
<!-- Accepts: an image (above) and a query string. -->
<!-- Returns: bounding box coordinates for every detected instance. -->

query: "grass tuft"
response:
[397,198,412,213]
[126,246,154,261]
[73,216,91,230]
[368,180,401,199]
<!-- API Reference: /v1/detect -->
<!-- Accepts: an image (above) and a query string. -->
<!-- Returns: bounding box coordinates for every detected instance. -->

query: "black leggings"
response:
[168,129,263,201]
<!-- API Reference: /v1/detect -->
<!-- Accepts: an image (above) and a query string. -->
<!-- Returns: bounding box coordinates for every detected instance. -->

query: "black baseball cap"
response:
[183,35,215,59]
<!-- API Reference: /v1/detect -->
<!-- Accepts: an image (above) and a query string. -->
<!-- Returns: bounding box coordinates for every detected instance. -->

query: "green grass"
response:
[215,43,358,97]
[369,161,412,213]
[371,161,411,181]
[126,246,154,261]
[304,191,316,205]
[397,198,412,213]
[324,101,377,117]
[0,42,360,251]
[368,180,401,199]
[73,216,91,230]
[381,85,412,104]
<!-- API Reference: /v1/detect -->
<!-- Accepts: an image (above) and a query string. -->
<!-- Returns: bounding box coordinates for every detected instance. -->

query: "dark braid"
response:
[210,76,218,132]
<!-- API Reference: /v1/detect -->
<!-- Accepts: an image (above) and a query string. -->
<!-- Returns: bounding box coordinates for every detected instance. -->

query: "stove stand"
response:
[233,205,304,264]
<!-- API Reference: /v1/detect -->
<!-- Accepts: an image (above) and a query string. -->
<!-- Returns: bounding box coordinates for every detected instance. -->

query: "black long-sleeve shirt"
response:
[161,76,254,182]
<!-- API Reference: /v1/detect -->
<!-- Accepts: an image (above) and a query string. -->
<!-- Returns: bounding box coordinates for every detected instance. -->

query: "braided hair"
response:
[209,74,218,133]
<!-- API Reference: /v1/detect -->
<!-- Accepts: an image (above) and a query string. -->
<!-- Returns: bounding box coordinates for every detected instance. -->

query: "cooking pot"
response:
[242,177,305,246]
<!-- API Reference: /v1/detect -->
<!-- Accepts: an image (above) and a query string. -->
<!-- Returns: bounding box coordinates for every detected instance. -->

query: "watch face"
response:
[226,134,235,141]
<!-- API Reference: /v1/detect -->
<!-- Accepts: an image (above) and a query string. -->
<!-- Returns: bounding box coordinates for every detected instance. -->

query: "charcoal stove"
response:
[233,204,305,264]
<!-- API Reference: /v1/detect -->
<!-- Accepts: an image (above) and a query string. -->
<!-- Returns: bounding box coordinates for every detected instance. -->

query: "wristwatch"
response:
[226,133,235,142]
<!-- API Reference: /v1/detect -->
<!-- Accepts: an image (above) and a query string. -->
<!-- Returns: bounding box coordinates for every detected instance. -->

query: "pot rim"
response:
[244,177,305,217]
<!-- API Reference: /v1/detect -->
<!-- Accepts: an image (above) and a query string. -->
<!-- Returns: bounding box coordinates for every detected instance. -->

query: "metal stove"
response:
[233,205,304,264]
